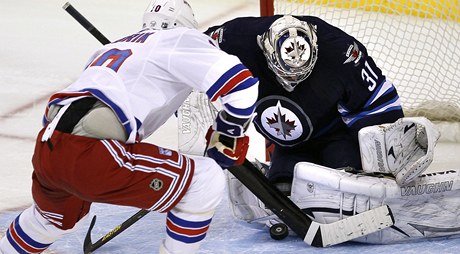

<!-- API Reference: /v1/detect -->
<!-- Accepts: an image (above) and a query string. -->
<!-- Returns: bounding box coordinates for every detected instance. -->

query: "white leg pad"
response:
[292,162,460,244]
[227,170,275,223]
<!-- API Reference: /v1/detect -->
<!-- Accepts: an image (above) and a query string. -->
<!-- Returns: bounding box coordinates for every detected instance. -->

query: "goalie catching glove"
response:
[205,111,250,168]
[358,117,440,186]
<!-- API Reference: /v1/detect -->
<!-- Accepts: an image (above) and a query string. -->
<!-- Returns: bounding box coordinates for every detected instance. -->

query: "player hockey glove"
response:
[205,111,250,168]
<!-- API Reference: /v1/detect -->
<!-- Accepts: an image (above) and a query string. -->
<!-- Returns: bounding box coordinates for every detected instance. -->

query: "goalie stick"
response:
[231,159,394,247]
[63,3,394,250]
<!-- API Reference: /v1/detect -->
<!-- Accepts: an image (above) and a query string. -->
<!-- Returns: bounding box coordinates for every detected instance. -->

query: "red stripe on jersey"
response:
[210,69,252,102]
[47,92,93,104]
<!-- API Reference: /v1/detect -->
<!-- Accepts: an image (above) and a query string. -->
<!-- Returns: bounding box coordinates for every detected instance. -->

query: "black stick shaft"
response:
[62,2,111,45]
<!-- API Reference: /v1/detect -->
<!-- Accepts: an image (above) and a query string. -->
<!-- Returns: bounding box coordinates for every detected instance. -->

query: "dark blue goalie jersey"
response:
[206,15,404,147]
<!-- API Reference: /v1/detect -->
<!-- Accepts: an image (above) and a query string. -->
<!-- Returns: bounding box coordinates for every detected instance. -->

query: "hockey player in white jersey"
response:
[0,1,259,253]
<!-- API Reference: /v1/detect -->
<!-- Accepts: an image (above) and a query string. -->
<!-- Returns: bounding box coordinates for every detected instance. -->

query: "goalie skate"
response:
[291,162,460,244]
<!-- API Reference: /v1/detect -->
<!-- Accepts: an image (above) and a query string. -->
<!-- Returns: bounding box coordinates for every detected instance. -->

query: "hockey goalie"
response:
[228,117,460,244]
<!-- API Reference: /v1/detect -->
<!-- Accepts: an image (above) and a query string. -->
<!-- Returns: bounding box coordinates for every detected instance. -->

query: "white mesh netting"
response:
[265,0,460,124]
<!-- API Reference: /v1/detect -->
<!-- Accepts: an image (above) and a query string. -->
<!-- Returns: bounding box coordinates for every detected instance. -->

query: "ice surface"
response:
[1,0,459,253]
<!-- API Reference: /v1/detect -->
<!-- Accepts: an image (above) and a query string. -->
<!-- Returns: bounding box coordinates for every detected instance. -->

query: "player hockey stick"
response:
[230,159,395,247]
[83,209,150,254]
[61,3,149,253]
[62,2,110,45]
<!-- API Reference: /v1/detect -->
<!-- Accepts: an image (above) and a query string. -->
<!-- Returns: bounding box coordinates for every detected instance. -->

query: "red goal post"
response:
[258,0,460,143]
[260,0,274,16]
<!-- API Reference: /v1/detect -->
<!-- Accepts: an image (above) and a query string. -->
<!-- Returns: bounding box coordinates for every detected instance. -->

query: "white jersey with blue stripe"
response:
[44,27,258,143]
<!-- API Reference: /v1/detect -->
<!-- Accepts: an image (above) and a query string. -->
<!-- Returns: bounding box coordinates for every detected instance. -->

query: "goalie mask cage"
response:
[259,0,460,126]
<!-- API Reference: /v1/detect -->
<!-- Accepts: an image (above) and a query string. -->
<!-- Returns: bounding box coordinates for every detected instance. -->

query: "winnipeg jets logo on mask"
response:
[281,36,310,68]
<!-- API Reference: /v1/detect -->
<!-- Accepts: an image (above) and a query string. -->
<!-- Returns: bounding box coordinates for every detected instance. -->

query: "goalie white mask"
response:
[142,0,198,30]
[257,15,318,92]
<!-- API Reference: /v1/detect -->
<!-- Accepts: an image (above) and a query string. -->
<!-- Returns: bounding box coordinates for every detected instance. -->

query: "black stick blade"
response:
[83,215,97,254]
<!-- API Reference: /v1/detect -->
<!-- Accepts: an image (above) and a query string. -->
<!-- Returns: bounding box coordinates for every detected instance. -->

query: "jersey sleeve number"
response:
[361,60,379,92]
[90,48,133,72]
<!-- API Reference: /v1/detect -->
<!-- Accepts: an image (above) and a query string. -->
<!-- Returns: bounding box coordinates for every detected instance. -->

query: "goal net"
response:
[259,0,460,142]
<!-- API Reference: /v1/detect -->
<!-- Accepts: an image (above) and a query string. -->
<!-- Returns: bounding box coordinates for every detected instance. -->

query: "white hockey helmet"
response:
[142,0,198,30]
[257,15,318,92]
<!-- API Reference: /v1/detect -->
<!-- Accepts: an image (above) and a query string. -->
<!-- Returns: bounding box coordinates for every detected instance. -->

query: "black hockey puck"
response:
[269,223,289,240]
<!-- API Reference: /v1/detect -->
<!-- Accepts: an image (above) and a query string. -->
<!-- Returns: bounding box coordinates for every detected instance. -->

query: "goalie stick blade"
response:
[83,215,97,254]
[305,205,395,247]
